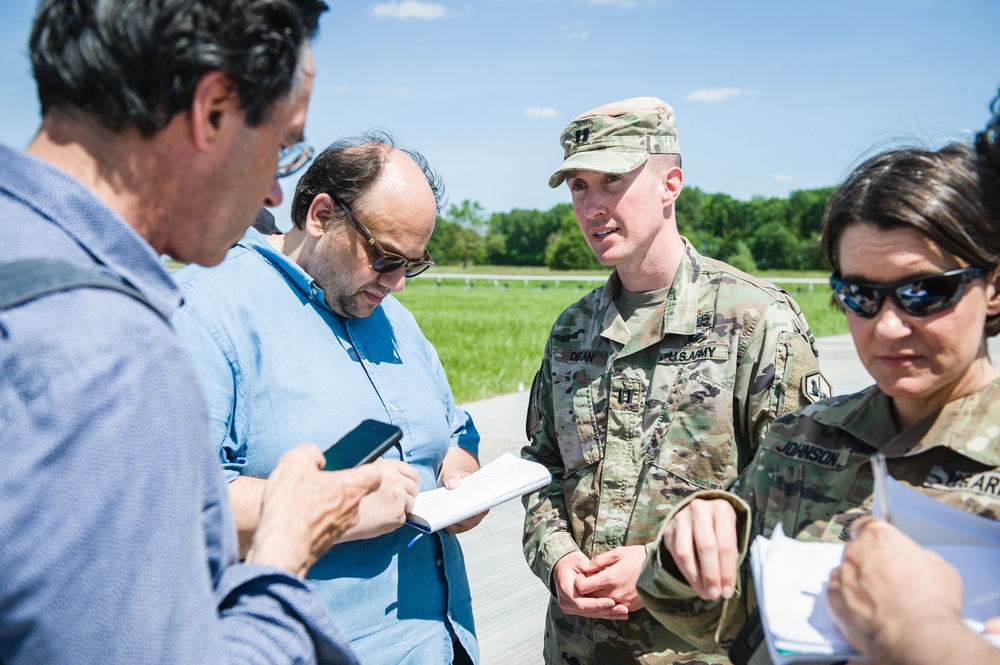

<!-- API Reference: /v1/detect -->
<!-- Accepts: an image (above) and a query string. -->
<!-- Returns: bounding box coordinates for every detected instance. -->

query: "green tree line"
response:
[427,185,836,272]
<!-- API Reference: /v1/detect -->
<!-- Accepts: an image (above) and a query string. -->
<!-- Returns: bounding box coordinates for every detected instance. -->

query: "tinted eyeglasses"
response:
[269,118,314,178]
[829,267,984,318]
[336,199,435,278]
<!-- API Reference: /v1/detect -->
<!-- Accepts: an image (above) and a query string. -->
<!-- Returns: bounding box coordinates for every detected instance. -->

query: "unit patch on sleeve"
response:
[802,370,832,404]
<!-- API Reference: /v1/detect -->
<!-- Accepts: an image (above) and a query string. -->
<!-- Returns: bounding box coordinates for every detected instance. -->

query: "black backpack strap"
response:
[0,257,167,322]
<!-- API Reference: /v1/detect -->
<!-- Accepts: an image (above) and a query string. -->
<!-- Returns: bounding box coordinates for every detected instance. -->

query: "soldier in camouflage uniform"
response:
[637,143,1000,656]
[520,97,828,664]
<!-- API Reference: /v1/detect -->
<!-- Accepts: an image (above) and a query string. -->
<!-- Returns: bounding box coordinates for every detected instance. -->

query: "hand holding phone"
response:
[323,419,403,471]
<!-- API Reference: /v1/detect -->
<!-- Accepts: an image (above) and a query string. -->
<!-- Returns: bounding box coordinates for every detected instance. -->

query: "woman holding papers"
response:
[821,95,1000,665]
[635,129,1000,656]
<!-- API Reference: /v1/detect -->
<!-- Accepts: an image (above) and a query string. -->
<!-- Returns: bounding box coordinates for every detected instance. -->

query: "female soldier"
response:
[635,139,1000,654]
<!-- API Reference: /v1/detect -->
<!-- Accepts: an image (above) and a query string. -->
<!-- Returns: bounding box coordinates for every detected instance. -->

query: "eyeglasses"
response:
[829,267,984,318]
[269,118,314,178]
[336,198,435,278]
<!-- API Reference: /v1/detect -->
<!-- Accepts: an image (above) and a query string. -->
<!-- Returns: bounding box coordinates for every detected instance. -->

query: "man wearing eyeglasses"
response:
[0,1,386,664]
[172,131,483,665]
[520,97,828,664]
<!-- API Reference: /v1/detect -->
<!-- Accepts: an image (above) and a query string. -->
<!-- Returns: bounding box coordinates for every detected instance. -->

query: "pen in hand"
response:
[870,453,893,525]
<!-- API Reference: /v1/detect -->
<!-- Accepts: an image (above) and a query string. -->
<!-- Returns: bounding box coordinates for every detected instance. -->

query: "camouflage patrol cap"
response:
[548,97,680,188]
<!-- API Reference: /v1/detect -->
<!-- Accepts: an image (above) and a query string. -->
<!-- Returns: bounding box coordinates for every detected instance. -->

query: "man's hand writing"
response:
[340,459,420,541]
[246,444,381,577]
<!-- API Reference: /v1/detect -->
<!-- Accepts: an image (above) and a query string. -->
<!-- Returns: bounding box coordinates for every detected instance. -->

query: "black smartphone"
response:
[322,419,403,471]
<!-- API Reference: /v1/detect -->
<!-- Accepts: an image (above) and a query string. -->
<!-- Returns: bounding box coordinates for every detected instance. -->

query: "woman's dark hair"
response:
[290,130,445,229]
[975,90,1000,227]
[820,143,1000,335]
[29,0,328,136]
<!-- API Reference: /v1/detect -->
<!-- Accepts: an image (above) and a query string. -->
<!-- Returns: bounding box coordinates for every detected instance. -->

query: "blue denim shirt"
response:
[0,145,358,664]
[173,229,480,664]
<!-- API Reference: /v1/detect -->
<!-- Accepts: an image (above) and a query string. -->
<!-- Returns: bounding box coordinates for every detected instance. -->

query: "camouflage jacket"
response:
[638,378,1000,655]
[521,243,825,664]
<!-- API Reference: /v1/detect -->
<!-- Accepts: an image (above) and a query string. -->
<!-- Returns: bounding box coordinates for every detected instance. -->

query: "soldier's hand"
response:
[553,551,628,620]
[660,498,738,601]
[246,444,382,577]
[575,545,647,616]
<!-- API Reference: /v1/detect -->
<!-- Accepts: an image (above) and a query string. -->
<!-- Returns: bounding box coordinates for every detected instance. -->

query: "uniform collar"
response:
[598,240,703,351]
[818,378,1000,466]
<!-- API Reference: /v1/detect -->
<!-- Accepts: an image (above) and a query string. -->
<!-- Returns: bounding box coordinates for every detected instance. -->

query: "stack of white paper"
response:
[750,470,1000,665]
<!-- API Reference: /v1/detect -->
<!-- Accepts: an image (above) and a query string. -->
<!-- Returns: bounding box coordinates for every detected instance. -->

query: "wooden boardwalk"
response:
[459,390,547,664]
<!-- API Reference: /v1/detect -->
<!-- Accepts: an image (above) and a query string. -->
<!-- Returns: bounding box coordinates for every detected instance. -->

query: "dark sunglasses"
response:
[336,199,435,278]
[829,267,984,318]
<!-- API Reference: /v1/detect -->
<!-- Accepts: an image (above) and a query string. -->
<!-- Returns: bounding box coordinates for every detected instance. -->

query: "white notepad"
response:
[405,453,552,533]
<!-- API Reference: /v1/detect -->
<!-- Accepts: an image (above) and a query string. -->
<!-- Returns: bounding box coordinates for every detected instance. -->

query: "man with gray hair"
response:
[0,1,380,663]
[521,97,828,663]
[173,132,484,664]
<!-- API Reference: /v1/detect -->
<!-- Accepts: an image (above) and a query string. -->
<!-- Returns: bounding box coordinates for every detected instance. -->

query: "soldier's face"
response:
[566,161,674,273]
[838,222,1000,418]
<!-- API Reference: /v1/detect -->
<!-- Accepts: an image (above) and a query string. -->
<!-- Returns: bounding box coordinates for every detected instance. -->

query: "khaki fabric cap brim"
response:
[548,150,649,188]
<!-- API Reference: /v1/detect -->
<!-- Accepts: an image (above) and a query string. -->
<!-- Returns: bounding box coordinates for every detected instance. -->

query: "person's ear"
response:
[985,264,1000,317]
[189,71,240,153]
[305,192,336,239]
[661,162,683,207]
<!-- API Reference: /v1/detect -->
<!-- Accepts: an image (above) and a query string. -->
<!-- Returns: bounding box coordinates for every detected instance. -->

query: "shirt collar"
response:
[0,145,181,317]
[237,227,340,317]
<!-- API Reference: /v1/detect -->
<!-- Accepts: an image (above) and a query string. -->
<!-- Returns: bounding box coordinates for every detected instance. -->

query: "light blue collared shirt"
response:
[173,228,480,664]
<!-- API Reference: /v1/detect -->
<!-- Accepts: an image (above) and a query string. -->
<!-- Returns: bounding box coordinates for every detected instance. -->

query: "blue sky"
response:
[1,0,999,229]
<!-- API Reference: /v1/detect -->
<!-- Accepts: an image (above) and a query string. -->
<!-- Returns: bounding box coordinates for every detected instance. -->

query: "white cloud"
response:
[683,87,751,103]
[561,21,589,40]
[370,1,446,20]
[525,107,559,119]
[773,174,795,183]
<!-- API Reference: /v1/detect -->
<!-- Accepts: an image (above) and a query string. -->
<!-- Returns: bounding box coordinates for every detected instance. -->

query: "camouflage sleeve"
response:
[636,489,754,653]
[734,293,829,454]
[521,350,579,593]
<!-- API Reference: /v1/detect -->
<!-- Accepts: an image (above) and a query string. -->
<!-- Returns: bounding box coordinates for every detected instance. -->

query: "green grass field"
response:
[396,272,848,404]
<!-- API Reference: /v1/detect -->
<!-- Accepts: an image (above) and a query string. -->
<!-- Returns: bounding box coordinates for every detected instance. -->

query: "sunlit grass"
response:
[396,278,848,404]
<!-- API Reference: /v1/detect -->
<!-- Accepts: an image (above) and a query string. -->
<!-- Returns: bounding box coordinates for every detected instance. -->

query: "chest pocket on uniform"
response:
[647,363,736,491]
[550,346,607,474]
[755,445,870,541]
